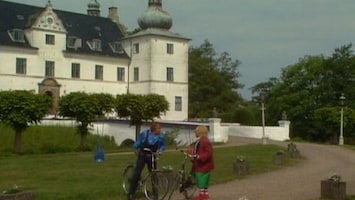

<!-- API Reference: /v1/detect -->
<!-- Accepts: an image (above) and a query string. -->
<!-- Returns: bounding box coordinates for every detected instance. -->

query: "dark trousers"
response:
[128,153,156,196]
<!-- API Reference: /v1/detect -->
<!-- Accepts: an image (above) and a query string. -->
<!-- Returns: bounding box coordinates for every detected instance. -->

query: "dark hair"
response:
[150,122,160,131]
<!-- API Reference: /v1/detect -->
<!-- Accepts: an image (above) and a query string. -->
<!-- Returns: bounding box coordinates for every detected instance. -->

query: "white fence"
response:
[40,118,290,146]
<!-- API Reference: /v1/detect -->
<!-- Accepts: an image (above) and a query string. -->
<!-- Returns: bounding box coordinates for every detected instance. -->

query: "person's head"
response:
[195,125,208,137]
[150,122,161,135]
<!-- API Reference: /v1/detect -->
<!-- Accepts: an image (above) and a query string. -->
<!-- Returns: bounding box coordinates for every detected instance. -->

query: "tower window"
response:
[133,43,139,54]
[134,67,139,81]
[175,96,182,111]
[167,43,174,54]
[167,67,174,81]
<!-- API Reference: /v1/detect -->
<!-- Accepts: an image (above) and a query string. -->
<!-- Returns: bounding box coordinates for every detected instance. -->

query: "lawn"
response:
[0,124,296,199]
[0,144,294,200]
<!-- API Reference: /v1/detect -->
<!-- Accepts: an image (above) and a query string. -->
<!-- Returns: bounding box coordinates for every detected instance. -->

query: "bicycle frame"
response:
[122,148,161,194]
[166,149,197,200]
[141,148,171,200]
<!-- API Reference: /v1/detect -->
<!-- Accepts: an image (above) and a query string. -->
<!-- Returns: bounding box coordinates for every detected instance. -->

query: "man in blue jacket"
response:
[128,122,166,200]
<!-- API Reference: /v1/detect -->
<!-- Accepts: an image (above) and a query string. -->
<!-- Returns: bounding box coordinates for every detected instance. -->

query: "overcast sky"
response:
[6,0,355,99]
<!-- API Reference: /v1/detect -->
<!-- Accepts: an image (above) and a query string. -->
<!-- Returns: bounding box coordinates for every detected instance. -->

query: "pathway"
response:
[169,137,355,200]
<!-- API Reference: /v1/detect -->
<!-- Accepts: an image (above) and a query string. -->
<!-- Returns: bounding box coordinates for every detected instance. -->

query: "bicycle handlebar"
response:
[176,148,196,159]
[141,148,162,155]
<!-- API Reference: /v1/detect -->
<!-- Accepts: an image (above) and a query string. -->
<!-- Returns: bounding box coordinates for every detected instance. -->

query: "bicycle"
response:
[166,149,197,200]
[122,148,169,200]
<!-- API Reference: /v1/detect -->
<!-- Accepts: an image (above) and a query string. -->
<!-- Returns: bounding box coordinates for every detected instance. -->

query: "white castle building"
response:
[0,0,190,121]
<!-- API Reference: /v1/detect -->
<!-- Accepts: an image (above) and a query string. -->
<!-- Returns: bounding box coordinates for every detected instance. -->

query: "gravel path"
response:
[168,136,355,200]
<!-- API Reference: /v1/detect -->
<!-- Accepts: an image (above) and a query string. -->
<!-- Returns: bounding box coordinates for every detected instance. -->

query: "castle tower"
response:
[122,0,190,121]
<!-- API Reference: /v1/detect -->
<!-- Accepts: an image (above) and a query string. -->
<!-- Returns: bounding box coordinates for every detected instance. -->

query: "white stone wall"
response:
[41,118,290,146]
[223,120,290,141]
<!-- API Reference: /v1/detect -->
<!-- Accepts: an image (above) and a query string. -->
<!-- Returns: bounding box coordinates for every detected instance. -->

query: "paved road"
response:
[169,137,355,200]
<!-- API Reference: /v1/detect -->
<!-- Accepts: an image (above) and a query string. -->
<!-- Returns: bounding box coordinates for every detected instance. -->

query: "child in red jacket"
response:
[189,125,214,200]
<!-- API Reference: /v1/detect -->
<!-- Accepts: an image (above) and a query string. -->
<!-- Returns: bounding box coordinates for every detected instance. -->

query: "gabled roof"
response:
[0,1,128,58]
[0,1,40,49]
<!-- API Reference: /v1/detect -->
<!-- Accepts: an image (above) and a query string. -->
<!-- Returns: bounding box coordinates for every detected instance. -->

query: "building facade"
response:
[0,0,190,121]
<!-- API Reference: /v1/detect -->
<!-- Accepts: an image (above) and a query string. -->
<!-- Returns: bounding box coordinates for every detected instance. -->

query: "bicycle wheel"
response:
[183,172,197,200]
[143,171,169,200]
[122,165,135,194]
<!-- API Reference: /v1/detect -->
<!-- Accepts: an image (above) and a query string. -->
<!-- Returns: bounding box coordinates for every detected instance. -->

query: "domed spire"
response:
[138,0,172,30]
[87,0,101,16]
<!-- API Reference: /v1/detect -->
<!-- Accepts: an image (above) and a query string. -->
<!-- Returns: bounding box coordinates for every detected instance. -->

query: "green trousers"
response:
[196,172,211,188]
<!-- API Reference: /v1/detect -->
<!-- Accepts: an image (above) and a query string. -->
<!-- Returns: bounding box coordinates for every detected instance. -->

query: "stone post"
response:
[208,118,221,143]
[321,180,346,200]
[278,120,291,140]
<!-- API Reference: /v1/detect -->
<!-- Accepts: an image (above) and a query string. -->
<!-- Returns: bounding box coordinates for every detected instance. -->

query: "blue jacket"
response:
[133,129,166,152]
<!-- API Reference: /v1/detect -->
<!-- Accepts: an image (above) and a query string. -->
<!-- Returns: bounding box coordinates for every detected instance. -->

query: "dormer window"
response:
[67,36,82,49]
[87,39,102,51]
[110,42,124,53]
[93,39,101,50]
[8,29,25,43]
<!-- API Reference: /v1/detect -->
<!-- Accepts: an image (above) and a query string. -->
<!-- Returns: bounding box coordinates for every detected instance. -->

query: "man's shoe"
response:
[127,194,135,200]
[179,183,184,193]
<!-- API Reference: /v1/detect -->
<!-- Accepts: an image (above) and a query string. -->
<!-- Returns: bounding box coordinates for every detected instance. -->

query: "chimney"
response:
[108,7,119,23]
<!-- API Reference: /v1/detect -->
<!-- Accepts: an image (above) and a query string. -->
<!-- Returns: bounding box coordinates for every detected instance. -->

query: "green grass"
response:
[0,124,299,199]
[0,124,121,155]
[0,145,295,199]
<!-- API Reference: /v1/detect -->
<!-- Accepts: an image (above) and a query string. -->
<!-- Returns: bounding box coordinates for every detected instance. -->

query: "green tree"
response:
[253,44,355,142]
[58,92,114,150]
[115,93,169,140]
[250,77,279,103]
[0,90,51,153]
[188,40,243,120]
[91,93,116,117]
[313,107,340,142]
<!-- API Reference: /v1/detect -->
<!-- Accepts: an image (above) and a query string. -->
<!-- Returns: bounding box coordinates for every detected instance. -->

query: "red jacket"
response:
[193,136,214,173]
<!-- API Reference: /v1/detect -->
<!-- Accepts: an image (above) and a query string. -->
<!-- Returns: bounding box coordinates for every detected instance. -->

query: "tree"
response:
[188,40,243,120]
[0,90,51,153]
[91,93,116,117]
[250,77,279,103]
[58,92,114,150]
[115,93,169,140]
[252,44,355,142]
